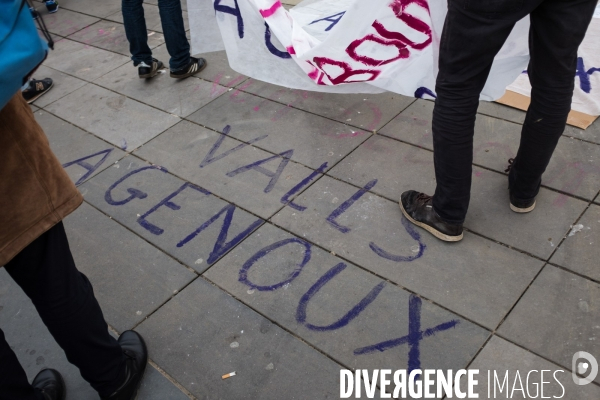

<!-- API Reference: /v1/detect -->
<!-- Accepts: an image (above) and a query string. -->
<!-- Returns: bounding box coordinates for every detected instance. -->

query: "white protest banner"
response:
[188,0,598,117]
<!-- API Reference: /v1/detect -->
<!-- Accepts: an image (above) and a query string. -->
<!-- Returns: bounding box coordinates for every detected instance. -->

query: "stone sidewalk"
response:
[1,0,600,399]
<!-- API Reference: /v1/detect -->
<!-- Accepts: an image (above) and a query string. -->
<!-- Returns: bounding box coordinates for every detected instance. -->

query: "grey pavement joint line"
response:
[147,360,197,400]
[104,323,195,398]
[198,276,364,376]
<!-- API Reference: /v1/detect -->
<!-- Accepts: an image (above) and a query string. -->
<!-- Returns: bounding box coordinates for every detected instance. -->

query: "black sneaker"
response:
[30,6,39,19]
[138,58,164,79]
[509,192,536,213]
[399,190,464,242]
[170,57,207,79]
[32,369,66,400]
[22,78,54,104]
[44,0,59,13]
[505,158,536,213]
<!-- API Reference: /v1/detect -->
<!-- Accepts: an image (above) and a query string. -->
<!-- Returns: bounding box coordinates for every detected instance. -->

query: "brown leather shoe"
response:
[399,190,463,242]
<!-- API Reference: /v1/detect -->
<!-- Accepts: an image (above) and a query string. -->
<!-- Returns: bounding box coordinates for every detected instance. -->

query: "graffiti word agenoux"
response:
[62,125,463,369]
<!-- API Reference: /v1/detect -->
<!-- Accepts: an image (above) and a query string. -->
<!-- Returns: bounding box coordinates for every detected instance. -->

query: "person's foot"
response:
[102,331,148,400]
[399,190,464,242]
[138,58,164,79]
[22,78,54,104]
[170,57,207,79]
[44,0,59,13]
[30,6,39,19]
[32,369,66,400]
[505,158,536,213]
[509,191,536,213]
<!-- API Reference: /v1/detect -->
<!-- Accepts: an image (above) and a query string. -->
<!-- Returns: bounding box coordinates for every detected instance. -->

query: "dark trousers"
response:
[122,0,190,70]
[432,0,597,224]
[0,223,125,400]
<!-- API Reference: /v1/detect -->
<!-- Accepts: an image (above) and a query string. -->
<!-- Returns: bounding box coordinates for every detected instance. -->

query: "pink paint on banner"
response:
[313,57,381,85]
[308,67,319,80]
[346,34,410,66]
[260,1,282,18]
[286,46,296,55]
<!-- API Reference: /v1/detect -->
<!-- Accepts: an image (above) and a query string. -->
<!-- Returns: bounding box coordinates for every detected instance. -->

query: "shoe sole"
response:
[510,200,536,213]
[170,59,208,79]
[399,201,463,242]
[25,82,54,104]
[139,69,163,79]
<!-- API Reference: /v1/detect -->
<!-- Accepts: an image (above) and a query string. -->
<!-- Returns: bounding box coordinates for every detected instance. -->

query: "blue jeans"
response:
[122,0,190,70]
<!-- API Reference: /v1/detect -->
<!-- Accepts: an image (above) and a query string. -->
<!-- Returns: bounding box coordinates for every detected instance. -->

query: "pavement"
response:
[1,0,600,399]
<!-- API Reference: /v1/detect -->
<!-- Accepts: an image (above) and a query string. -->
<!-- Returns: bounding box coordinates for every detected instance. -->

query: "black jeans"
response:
[432,0,597,224]
[122,0,191,70]
[0,223,125,400]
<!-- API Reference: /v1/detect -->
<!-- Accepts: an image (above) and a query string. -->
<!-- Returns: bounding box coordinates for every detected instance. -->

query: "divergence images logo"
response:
[572,351,598,386]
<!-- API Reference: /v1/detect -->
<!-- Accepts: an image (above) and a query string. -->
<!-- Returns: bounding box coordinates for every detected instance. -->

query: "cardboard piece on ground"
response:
[496,90,598,130]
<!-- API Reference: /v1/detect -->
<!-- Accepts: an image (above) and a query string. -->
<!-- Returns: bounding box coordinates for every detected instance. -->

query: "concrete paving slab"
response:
[478,101,526,125]
[79,155,263,273]
[188,50,248,88]
[134,120,317,219]
[380,100,600,200]
[106,4,189,33]
[239,78,415,131]
[466,167,589,259]
[270,175,544,328]
[187,90,369,170]
[33,110,126,185]
[138,367,191,400]
[94,60,226,117]
[63,203,196,332]
[0,269,189,400]
[465,336,600,399]
[67,20,164,57]
[328,134,436,201]
[42,38,130,82]
[135,278,343,399]
[204,223,489,377]
[378,98,434,146]
[471,122,600,202]
[550,203,600,282]
[45,83,180,149]
[564,117,600,145]
[497,265,600,384]
[31,65,88,108]
[59,0,122,18]
[40,8,100,37]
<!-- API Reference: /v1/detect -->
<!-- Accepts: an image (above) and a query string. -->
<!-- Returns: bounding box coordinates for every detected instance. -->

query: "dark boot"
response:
[102,331,148,400]
[400,190,464,242]
[32,369,66,400]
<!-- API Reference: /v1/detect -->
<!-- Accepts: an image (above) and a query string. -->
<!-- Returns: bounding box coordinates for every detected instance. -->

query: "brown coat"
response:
[0,92,82,266]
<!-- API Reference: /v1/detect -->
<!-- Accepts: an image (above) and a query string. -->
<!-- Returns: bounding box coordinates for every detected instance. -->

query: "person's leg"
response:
[0,329,42,400]
[157,0,190,70]
[431,0,536,224]
[4,222,126,398]
[122,0,153,66]
[508,0,597,201]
